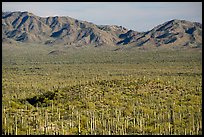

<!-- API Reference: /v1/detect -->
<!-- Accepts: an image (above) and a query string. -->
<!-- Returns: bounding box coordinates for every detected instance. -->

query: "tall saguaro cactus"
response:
[169,102,175,135]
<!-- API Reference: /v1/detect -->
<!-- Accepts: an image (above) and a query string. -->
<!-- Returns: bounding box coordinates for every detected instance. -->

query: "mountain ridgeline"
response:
[2,11,202,49]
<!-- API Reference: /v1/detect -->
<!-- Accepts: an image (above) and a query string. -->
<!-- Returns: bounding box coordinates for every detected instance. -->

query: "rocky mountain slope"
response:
[117,19,202,48]
[2,11,128,46]
[2,11,202,48]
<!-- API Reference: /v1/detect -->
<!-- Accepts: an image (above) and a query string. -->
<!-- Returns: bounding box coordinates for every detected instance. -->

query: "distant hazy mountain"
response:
[2,11,202,48]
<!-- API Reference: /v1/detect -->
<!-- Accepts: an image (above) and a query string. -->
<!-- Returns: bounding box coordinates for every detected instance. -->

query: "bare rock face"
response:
[117,19,202,48]
[2,11,128,46]
[2,11,202,49]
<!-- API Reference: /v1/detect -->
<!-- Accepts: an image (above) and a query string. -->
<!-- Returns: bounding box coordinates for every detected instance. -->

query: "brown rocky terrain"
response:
[2,11,202,49]
[117,19,202,49]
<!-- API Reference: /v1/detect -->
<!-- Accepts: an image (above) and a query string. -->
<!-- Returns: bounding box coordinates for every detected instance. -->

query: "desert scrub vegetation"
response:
[2,44,202,135]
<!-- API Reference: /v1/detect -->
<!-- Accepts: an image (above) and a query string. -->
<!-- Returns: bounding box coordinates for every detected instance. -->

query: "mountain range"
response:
[2,11,202,49]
